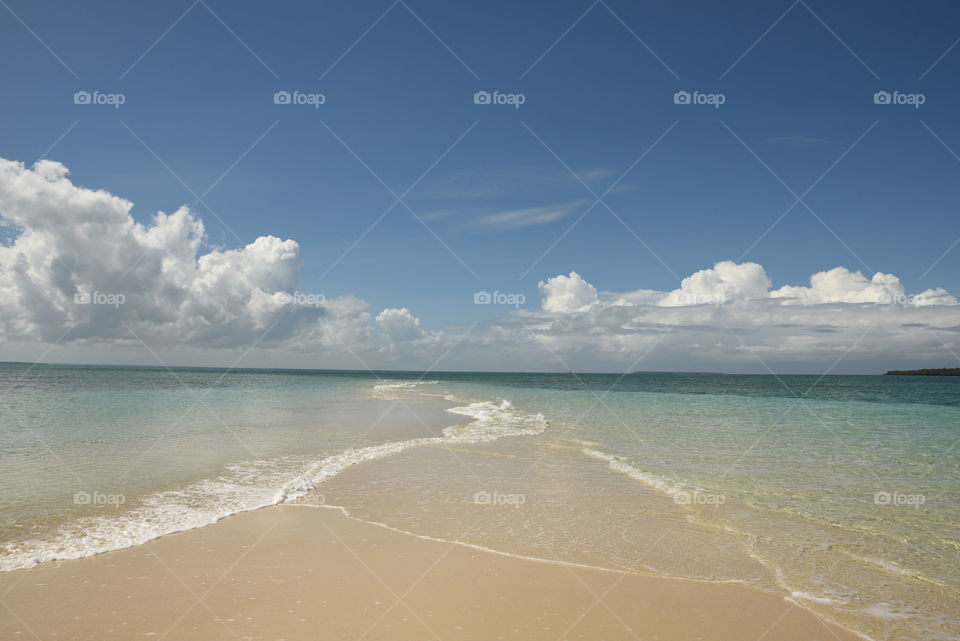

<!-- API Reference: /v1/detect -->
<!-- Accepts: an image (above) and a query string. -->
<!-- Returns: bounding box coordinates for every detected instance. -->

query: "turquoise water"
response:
[427,375,960,640]
[0,365,459,567]
[0,364,957,640]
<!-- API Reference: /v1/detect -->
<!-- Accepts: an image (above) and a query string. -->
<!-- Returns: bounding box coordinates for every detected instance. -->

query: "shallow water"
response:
[0,364,957,640]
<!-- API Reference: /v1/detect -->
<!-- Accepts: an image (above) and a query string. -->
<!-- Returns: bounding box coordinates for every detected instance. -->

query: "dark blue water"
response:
[4,362,957,406]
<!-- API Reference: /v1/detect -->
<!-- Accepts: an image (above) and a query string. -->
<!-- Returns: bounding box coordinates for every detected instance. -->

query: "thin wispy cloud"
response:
[470,200,586,230]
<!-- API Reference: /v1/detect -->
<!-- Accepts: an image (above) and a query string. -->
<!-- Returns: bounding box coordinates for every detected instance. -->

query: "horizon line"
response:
[0,361,897,376]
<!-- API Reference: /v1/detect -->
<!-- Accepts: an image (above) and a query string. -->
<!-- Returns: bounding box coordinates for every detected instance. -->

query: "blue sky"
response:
[1,0,959,371]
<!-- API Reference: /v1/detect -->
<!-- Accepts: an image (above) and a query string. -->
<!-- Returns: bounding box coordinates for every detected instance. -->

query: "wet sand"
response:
[0,500,860,641]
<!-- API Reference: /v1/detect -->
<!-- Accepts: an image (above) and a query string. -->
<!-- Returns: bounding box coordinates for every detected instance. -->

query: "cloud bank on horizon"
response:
[0,158,957,373]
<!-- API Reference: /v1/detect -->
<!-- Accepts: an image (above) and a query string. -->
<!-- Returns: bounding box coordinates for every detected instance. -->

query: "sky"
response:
[1,0,959,373]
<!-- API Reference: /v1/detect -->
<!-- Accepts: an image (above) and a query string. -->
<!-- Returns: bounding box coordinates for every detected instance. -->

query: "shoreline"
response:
[321,502,877,641]
[2,377,953,640]
[0,391,469,573]
[0,499,863,641]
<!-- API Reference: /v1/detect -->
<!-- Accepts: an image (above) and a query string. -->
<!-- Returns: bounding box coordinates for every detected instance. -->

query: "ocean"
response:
[0,364,957,640]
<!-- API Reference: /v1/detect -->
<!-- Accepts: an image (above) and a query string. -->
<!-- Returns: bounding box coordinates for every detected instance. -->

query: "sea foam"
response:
[0,382,546,571]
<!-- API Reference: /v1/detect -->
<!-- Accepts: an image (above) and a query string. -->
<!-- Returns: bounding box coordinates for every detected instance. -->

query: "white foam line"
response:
[0,391,546,572]
[300,503,760,586]
[577,443,878,641]
[371,379,440,400]
[581,446,696,500]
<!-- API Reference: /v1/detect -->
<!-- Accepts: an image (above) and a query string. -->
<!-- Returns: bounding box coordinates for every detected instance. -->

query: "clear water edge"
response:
[0,364,957,641]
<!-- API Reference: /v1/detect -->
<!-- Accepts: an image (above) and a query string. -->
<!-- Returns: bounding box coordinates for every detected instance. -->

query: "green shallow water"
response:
[0,364,957,640]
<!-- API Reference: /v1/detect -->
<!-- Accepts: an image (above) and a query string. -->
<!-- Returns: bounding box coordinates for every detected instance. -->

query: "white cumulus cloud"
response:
[660,260,772,306]
[539,271,599,313]
[769,267,957,306]
[0,158,371,349]
[376,308,425,342]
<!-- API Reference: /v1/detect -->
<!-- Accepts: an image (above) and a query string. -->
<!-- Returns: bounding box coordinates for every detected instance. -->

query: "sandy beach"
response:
[0,500,860,641]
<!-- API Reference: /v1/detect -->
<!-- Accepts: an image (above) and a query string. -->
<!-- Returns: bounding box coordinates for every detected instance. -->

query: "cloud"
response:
[768,267,955,306]
[471,200,584,230]
[539,271,599,313]
[1,157,957,374]
[594,263,958,310]
[910,288,959,306]
[770,267,897,304]
[659,261,771,306]
[0,157,373,349]
[519,265,958,373]
[376,308,425,342]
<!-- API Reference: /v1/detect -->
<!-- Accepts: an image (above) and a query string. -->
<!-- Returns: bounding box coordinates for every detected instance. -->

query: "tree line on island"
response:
[884,368,960,376]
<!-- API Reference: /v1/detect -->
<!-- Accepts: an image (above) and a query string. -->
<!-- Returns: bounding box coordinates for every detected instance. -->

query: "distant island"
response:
[884,368,960,376]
